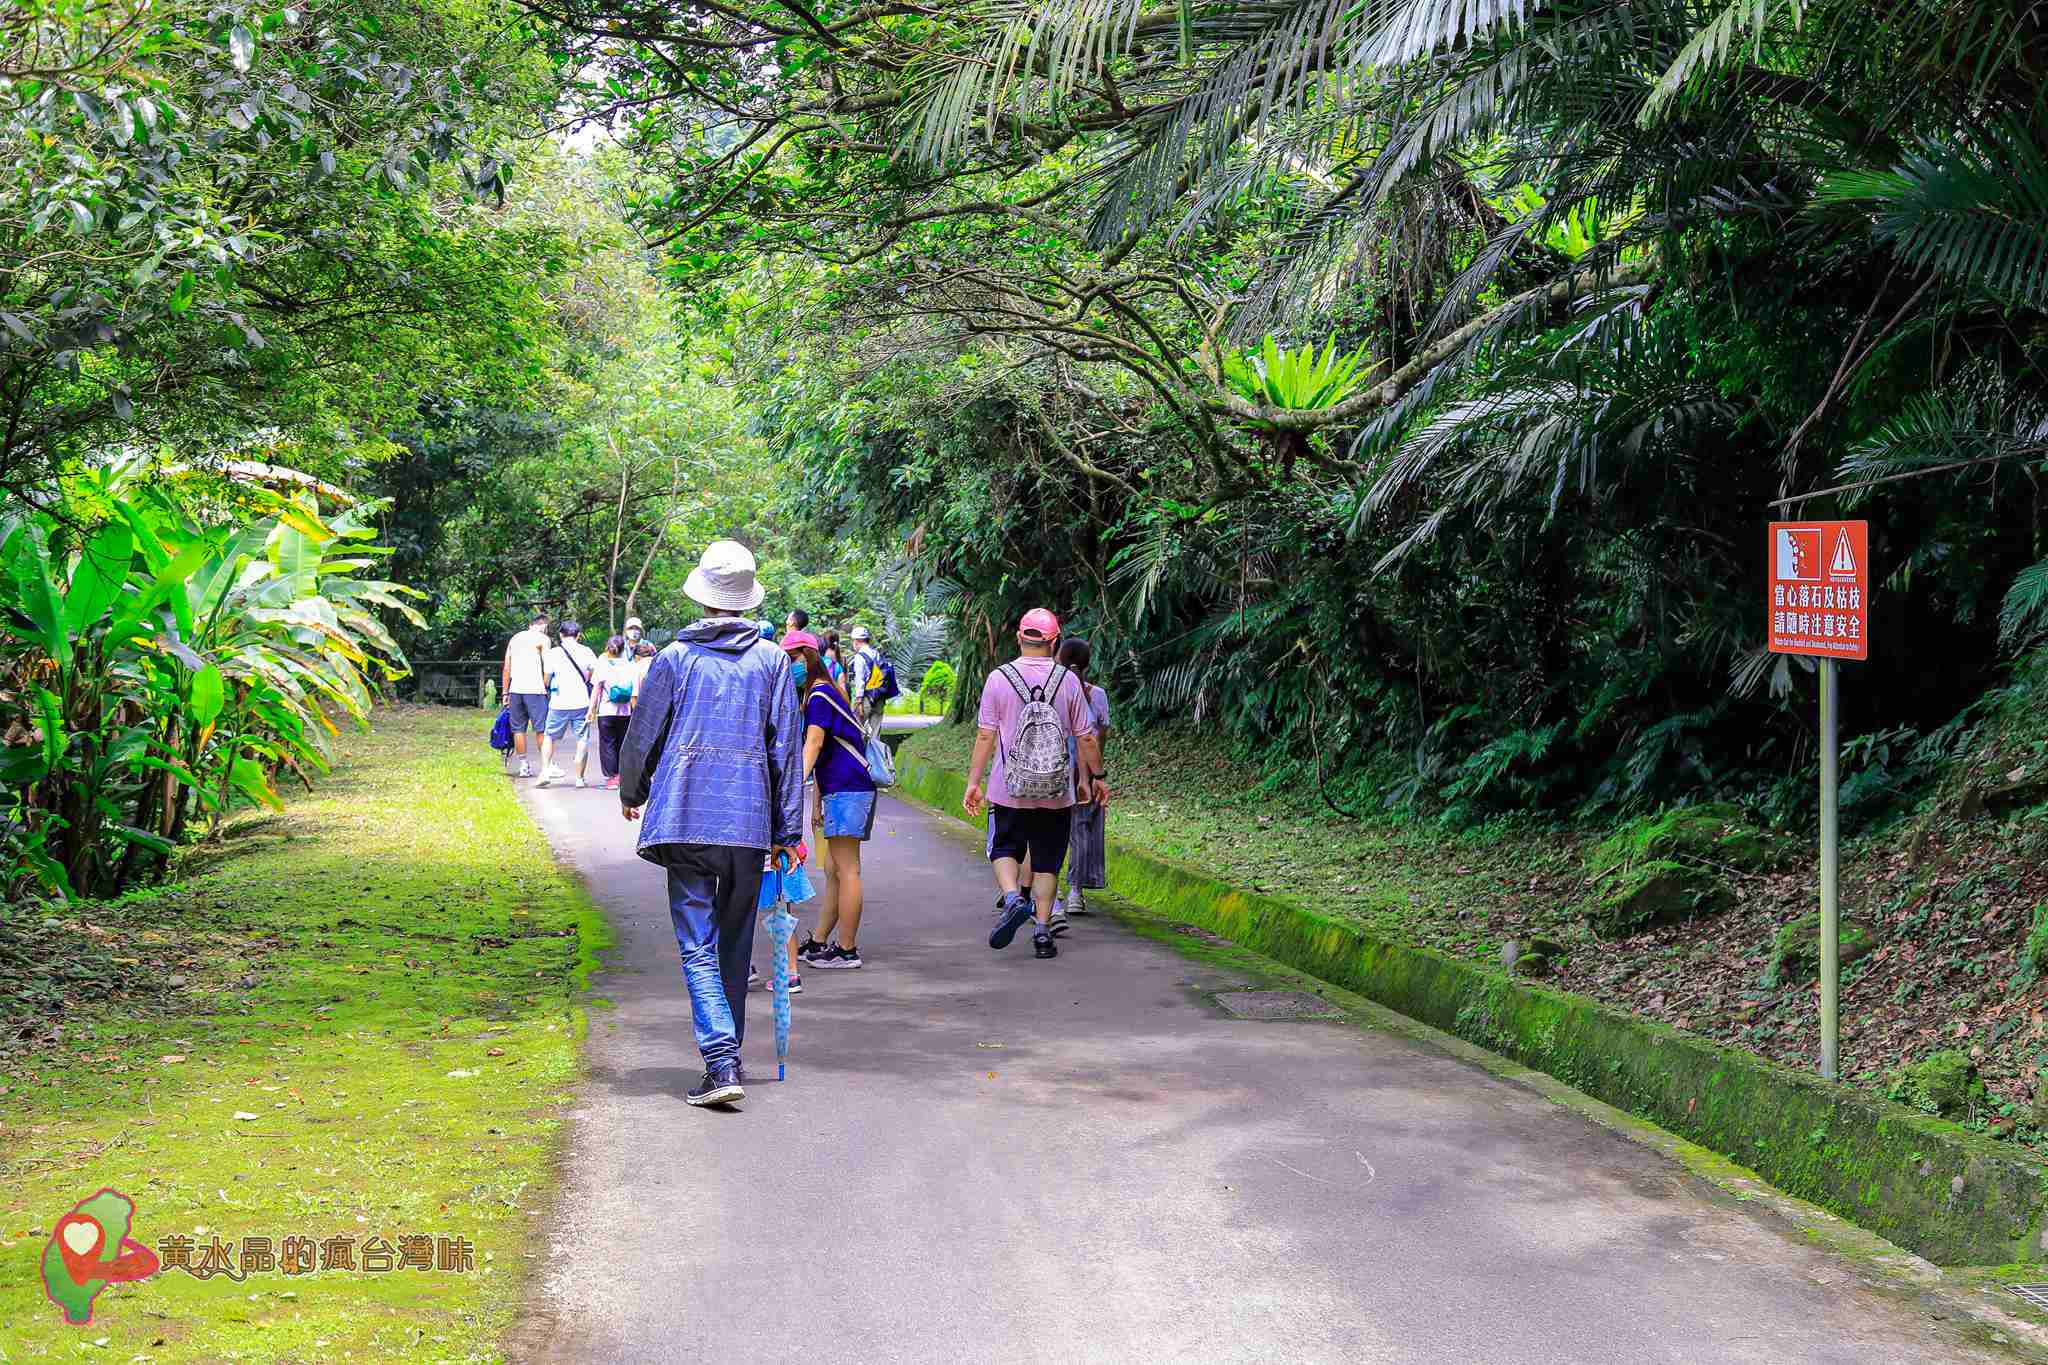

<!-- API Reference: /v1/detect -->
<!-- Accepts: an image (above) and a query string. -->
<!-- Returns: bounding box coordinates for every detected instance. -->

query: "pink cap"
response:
[1018,608,1061,641]
[781,630,821,653]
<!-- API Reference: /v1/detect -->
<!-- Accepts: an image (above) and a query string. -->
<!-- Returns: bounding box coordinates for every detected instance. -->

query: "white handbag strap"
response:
[813,685,871,767]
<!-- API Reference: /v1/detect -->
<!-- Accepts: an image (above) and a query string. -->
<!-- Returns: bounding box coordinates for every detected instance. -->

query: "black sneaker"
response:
[812,944,863,970]
[686,1063,744,1107]
[989,892,1033,950]
[797,936,827,964]
[1033,929,1058,959]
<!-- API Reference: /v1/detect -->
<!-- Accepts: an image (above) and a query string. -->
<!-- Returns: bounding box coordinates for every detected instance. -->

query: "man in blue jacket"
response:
[618,540,803,1108]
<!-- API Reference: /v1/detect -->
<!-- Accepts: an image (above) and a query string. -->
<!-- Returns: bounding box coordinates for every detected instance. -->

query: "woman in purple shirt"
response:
[783,632,878,970]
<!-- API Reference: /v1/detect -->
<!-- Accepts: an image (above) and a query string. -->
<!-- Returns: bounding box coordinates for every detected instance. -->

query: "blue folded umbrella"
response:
[758,853,807,1080]
[756,858,816,909]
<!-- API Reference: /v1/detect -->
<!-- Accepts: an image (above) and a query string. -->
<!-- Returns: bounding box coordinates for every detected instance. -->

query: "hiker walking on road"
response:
[501,612,552,778]
[848,625,883,740]
[588,634,640,791]
[1054,635,1111,926]
[538,621,599,789]
[619,540,803,1109]
[964,608,1108,960]
[782,631,877,971]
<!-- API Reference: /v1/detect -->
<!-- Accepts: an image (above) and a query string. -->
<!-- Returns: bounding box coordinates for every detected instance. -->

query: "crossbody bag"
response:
[812,684,896,788]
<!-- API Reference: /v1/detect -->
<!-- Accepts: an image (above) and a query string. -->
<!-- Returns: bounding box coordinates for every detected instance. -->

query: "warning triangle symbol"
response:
[1830,530,1857,577]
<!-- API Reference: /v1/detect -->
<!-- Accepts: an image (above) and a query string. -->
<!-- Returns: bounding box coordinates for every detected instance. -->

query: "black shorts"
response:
[507,691,550,733]
[988,803,1072,876]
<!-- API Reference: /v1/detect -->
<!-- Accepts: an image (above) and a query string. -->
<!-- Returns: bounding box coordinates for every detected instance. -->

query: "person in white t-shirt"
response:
[585,633,644,791]
[538,620,599,788]
[501,612,552,778]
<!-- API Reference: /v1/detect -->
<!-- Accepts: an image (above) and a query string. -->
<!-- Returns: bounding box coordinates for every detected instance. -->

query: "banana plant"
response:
[0,471,420,900]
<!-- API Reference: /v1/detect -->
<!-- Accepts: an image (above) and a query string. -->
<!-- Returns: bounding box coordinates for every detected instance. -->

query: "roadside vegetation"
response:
[0,707,603,1361]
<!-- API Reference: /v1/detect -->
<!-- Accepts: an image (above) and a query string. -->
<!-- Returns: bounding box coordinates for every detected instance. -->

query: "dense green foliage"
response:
[2,0,564,494]
[542,0,2048,825]
[1,465,417,900]
[11,0,2047,907]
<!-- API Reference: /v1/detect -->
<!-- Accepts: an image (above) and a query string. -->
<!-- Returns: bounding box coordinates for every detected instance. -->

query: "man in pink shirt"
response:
[964,608,1110,960]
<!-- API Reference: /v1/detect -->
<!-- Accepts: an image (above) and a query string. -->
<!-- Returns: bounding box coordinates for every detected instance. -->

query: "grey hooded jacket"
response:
[617,615,803,854]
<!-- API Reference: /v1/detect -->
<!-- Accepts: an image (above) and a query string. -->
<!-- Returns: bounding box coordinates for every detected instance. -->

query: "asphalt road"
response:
[505,774,2006,1365]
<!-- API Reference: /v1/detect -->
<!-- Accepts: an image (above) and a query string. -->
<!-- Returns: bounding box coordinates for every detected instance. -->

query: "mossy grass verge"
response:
[0,704,608,1362]
[894,751,2048,1268]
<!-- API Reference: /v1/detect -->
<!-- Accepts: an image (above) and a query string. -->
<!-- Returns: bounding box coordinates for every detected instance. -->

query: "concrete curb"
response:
[894,757,2048,1267]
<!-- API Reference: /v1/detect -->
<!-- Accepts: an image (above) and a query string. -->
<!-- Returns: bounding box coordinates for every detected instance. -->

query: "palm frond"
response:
[2001,560,2048,649]
[901,0,1150,169]
[1085,0,1368,251]
[1359,314,1735,568]
[1641,0,1806,122]
[1820,117,2048,309]
[1838,374,2048,486]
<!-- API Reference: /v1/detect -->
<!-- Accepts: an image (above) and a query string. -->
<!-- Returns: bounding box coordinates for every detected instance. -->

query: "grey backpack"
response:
[999,663,1072,801]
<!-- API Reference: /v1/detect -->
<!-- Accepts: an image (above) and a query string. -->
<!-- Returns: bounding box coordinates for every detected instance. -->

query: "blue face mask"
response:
[791,661,807,690]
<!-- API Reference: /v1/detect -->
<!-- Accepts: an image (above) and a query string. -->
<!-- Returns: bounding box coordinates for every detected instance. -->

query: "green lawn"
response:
[0,706,607,1363]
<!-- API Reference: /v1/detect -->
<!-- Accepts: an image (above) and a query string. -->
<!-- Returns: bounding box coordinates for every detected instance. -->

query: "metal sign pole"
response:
[1768,519,1864,1083]
[1819,657,1840,1081]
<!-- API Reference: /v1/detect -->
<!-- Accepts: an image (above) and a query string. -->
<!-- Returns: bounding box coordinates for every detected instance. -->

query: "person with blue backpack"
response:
[500,611,552,778]
[586,634,641,791]
[847,625,898,740]
[780,630,885,970]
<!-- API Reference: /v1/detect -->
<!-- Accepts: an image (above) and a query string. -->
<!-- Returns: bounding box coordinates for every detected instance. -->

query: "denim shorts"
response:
[544,706,589,740]
[820,789,877,840]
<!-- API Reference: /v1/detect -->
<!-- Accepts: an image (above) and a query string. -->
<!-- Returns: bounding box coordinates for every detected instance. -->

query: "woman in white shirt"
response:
[587,634,640,791]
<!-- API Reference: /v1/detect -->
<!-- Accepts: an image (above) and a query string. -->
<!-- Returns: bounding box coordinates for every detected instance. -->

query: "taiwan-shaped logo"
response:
[41,1188,160,1324]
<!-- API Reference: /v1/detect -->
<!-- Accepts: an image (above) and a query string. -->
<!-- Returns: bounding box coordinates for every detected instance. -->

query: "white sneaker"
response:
[536,768,559,788]
[517,761,533,778]
[573,776,587,788]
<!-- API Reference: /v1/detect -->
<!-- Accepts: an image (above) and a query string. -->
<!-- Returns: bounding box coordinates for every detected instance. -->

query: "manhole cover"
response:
[1213,990,1343,1020]
[2009,1285,2048,1312]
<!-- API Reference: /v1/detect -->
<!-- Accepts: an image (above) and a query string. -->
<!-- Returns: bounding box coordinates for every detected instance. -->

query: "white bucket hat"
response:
[684,540,765,612]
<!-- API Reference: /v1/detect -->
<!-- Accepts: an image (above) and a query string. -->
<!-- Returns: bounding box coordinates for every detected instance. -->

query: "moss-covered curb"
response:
[895,758,2048,1266]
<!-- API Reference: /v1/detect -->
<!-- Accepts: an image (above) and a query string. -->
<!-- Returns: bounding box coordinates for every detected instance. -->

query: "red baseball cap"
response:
[1018,608,1061,641]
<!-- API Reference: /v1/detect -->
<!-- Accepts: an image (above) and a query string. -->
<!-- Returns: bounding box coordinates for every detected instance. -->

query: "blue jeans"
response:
[657,844,765,1067]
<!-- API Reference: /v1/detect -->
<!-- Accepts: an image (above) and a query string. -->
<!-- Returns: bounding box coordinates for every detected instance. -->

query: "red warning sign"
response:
[1767,521,1867,660]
